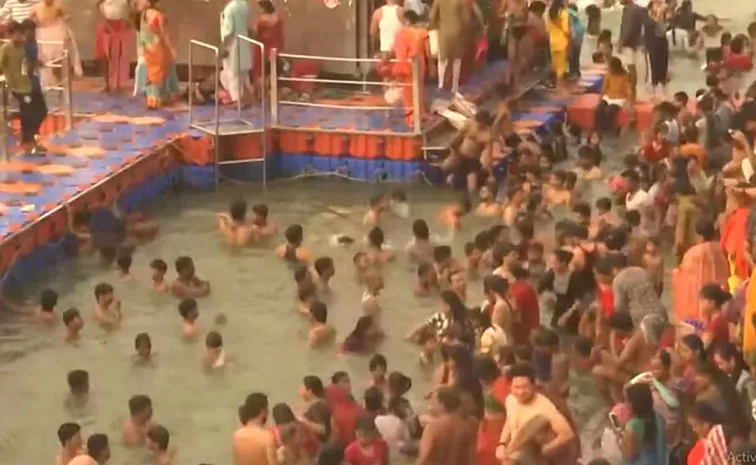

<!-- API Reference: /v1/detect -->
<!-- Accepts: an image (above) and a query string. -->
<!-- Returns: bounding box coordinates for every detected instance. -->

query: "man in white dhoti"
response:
[220,0,252,104]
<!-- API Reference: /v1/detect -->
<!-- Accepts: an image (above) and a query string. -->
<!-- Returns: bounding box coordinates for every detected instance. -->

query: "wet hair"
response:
[298,284,316,302]
[310,301,328,324]
[57,422,81,446]
[331,371,349,385]
[506,363,535,382]
[67,369,89,393]
[607,312,634,332]
[134,332,151,351]
[475,356,502,384]
[86,434,109,460]
[174,256,194,274]
[433,245,452,263]
[700,283,732,307]
[94,283,114,300]
[252,203,269,219]
[367,227,385,248]
[284,224,304,245]
[412,219,430,240]
[150,258,167,274]
[229,199,247,221]
[205,331,223,349]
[39,289,58,312]
[364,386,385,412]
[625,383,656,446]
[369,353,387,372]
[178,298,198,321]
[128,394,152,416]
[314,256,334,276]
[245,392,269,419]
[293,265,310,283]
[303,375,325,397]
[62,308,80,326]
[116,252,132,272]
[695,218,716,241]
[146,424,170,450]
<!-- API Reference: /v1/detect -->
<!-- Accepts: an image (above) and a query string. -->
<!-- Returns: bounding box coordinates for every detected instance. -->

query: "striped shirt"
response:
[0,0,38,22]
[702,424,728,465]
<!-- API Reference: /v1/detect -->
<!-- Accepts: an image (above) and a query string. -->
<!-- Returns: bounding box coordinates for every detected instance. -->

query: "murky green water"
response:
[1,3,756,464]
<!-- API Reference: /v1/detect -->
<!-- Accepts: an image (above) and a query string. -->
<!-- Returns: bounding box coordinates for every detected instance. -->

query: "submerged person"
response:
[55,422,84,465]
[218,199,256,246]
[66,434,111,465]
[146,424,174,465]
[123,394,154,446]
[202,331,226,369]
[137,0,178,108]
[63,307,84,342]
[94,283,122,329]
[276,224,312,264]
[171,256,211,299]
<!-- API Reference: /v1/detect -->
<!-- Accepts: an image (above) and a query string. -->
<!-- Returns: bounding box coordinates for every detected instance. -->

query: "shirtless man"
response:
[275,224,312,264]
[66,434,111,465]
[592,312,657,402]
[202,331,226,369]
[250,203,277,239]
[123,395,154,447]
[416,386,476,465]
[443,111,493,192]
[0,288,58,325]
[146,425,174,465]
[94,283,122,329]
[363,194,388,227]
[171,256,211,299]
[308,301,335,347]
[218,199,256,246]
[63,308,84,342]
[55,422,84,465]
[233,393,277,465]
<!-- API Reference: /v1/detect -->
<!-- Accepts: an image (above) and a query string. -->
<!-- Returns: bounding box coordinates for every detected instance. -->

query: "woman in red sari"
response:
[476,356,509,465]
[251,0,284,93]
[392,10,430,129]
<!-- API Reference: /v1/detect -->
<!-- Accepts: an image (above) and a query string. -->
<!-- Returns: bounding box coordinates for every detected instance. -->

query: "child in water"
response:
[146,424,173,465]
[171,256,211,299]
[202,331,225,369]
[440,195,472,234]
[313,257,335,295]
[178,298,200,338]
[116,252,133,281]
[63,308,84,342]
[150,259,169,293]
[134,333,154,363]
[363,194,388,227]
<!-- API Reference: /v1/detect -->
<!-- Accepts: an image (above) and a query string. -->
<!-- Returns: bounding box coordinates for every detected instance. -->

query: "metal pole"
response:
[270,48,278,126]
[213,48,220,191]
[260,42,267,190]
[188,43,194,127]
[234,35,242,121]
[411,56,422,136]
[63,50,73,130]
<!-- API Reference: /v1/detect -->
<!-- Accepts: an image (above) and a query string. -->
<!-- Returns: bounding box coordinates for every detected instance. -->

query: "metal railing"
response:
[0,39,74,161]
[188,37,267,190]
[270,50,423,137]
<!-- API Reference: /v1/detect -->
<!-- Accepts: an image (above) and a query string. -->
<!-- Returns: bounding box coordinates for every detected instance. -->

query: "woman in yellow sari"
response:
[392,10,431,130]
[137,0,178,109]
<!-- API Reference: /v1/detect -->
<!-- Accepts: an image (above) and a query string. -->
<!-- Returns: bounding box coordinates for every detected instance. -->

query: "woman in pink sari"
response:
[673,218,729,324]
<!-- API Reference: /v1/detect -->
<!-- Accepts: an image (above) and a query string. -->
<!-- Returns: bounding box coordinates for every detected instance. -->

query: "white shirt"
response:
[625,189,656,234]
[100,0,130,21]
[374,414,410,455]
[378,5,402,52]
[0,0,37,22]
[480,325,510,354]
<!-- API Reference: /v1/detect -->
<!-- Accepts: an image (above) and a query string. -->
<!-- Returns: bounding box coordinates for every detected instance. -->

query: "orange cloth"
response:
[672,241,730,323]
[393,26,428,129]
[679,143,707,167]
[602,72,631,100]
[721,207,751,281]
[143,9,172,88]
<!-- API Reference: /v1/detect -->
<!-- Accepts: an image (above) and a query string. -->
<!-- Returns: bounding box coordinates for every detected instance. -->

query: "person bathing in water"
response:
[440,195,472,234]
[123,394,154,447]
[171,256,210,299]
[367,227,394,264]
[364,194,389,227]
[63,308,84,342]
[276,224,313,264]
[145,424,174,465]
[308,301,336,347]
[218,200,277,246]
[178,298,200,339]
[150,259,169,293]
[202,331,226,369]
[94,283,122,329]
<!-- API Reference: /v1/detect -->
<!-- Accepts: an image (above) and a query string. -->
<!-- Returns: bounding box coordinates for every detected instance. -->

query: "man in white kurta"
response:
[220,0,252,104]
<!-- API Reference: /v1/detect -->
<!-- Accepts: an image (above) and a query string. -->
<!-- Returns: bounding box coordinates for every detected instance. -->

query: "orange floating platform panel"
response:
[567,93,655,132]
[222,131,273,161]
[386,136,422,161]
[175,135,214,165]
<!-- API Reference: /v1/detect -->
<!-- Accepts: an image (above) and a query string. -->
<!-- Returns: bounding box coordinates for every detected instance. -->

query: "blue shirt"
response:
[23,40,40,91]
[568,9,585,42]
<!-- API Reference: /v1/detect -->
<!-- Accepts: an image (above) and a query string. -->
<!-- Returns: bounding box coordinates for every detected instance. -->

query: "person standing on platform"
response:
[370,0,404,54]
[393,10,431,130]
[95,0,133,93]
[220,0,252,105]
[32,0,82,88]
[429,0,479,95]
[137,0,178,109]
[545,0,571,98]
[0,21,47,154]
[645,0,670,99]
[251,1,284,98]
[617,0,648,104]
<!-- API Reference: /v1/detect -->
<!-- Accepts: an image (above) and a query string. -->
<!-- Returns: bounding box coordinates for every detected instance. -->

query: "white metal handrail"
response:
[188,39,221,140]
[270,49,422,136]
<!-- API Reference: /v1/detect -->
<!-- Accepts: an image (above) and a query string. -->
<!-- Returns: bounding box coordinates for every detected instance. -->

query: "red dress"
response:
[326,385,364,447]
[509,279,540,344]
[252,14,284,79]
[344,439,390,465]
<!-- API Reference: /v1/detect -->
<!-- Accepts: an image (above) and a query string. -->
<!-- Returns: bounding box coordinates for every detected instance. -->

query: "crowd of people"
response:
[4,0,756,465]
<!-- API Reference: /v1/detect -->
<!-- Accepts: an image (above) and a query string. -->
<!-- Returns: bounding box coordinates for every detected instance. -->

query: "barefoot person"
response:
[233,393,278,465]
[95,0,132,92]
